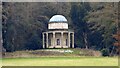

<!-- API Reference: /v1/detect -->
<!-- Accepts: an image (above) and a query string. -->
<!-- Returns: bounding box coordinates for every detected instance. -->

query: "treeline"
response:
[2,2,118,56]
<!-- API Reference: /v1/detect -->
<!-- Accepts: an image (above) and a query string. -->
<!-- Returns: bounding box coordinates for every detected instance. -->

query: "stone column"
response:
[61,32,63,47]
[72,33,74,48]
[53,32,55,47]
[46,33,48,48]
[68,32,70,48]
[42,33,45,48]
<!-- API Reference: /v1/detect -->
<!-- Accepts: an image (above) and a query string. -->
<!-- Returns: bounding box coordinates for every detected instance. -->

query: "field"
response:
[2,57,118,66]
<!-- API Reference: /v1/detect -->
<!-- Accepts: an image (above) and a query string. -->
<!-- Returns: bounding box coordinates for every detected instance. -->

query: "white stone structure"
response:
[42,15,74,48]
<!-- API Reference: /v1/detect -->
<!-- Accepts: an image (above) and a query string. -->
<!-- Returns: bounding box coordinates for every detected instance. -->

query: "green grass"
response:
[0,58,2,68]
[2,57,118,66]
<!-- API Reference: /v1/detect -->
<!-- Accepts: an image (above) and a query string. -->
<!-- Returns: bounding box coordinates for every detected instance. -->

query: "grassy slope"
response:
[4,49,102,58]
[2,57,118,66]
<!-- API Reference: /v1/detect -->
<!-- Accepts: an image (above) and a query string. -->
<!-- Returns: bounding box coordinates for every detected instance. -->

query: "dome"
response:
[49,15,67,22]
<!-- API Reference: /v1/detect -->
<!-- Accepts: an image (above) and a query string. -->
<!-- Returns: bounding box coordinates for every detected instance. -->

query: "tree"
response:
[70,2,91,49]
[86,3,118,56]
[113,23,120,54]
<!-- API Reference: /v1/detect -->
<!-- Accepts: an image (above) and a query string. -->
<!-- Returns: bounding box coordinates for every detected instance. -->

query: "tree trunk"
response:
[110,46,115,56]
[83,32,88,49]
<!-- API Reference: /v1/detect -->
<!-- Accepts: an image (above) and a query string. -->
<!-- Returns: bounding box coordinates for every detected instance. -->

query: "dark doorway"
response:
[57,39,60,45]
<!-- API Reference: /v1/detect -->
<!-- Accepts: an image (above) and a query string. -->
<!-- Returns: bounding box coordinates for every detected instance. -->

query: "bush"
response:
[101,49,109,56]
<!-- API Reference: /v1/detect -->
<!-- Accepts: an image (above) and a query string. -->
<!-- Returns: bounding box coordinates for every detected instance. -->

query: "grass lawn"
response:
[2,57,118,66]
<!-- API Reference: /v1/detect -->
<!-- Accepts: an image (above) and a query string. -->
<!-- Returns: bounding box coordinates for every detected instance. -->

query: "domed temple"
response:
[42,15,74,48]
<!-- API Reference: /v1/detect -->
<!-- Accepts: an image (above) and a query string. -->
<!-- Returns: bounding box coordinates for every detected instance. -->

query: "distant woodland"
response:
[2,2,119,56]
